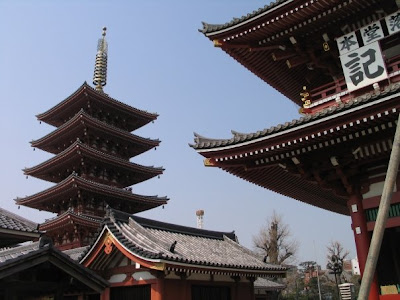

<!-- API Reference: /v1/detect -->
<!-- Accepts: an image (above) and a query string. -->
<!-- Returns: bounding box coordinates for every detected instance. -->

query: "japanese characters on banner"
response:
[341,42,387,92]
[337,10,400,92]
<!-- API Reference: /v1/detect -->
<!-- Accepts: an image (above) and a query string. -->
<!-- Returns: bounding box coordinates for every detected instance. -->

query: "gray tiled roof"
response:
[0,241,39,263]
[0,242,109,292]
[101,208,286,273]
[254,277,286,290]
[191,83,400,150]
[0,241,89,263]
[200,0,288,34]
[63,246,90,261]
[0,207,39,234]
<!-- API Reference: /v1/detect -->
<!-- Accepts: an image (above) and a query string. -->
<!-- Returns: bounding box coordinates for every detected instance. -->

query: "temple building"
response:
[192,1,400,299]
[0,28,287,299]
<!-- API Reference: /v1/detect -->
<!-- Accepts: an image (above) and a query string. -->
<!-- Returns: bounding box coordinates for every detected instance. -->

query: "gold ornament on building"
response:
[323,41,330,51]
[104,236,113,254]
[213,39,223,47]
[204,158,215,167]
[300,86,312,108]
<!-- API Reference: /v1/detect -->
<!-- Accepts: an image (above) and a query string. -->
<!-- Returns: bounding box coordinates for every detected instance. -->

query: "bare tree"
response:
[327,241,349,262]
[326,241,350,287]
[253,210,299,265]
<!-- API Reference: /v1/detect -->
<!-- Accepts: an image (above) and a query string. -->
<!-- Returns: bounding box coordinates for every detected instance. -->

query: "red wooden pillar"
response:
[151,277,164,300]
[100,287,110,300]
[347,193,380,300]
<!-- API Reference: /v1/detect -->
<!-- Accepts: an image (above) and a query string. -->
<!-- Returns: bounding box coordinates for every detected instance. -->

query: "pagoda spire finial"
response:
[93,27,108,92]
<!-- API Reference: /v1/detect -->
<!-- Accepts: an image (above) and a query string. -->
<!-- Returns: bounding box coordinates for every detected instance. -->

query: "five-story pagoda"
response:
[16,28,168,250]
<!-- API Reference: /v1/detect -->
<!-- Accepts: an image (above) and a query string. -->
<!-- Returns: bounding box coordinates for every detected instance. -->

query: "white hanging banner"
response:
[337,32,360,56]
[385,11,400,35]
[340,41,388,92]
[360,21,384,46]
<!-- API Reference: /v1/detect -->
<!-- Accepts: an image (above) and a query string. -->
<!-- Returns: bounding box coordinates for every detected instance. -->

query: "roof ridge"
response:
[132,214,236,240]
[0,241,39,257]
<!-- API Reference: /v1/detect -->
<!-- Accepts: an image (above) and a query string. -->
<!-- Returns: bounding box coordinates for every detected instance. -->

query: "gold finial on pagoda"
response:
[300,86,312,108]
[93,27,108,92]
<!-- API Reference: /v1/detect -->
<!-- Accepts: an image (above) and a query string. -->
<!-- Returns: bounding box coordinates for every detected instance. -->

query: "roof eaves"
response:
[192,83,400,152]
[200,0,292,36]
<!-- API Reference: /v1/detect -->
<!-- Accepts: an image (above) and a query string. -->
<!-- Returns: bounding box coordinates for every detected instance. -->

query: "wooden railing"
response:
[308,53,400,109]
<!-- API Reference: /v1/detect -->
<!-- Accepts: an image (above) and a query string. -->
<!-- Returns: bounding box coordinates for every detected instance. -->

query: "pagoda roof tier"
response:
[31,109,160,157]
[40,210,101,233]
[200,0,398,105]
[192,83,400,215]
[37,82,158,131]
[16,173,168,214]
[24,140,164,188]
[81,208,287,278]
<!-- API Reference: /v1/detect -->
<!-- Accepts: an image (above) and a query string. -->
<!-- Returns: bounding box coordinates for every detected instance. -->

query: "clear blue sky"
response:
[0,0,356,266]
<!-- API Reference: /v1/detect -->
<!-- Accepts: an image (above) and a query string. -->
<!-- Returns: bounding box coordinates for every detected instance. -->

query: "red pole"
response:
[347,193,380,300]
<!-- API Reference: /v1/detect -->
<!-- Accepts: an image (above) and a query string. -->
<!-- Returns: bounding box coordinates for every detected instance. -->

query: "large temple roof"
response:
[0,208,40,248]
[200,0,289,35]
[24,140,164,187]
[191,84,400,215]
[31,109,160,157]
[199,0,399,105]
[81,208,287,277]
[192,83,400,151]
[37,82,158,131]
[16,173,168,214]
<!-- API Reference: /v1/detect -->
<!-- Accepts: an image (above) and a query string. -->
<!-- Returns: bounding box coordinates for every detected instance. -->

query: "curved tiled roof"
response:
[200,0,290,34]
[0,208,39,234]
[84,208,287,275]
[16,173,168,214]
[31,109,160,157]
[199,0,390,104]
[191,83,400,150]
[37,82,158,131]
[254,277,286,290]
[0,241,39,263]
[0,242,109,292]
[24,140,164,186]
[40,209,101,229]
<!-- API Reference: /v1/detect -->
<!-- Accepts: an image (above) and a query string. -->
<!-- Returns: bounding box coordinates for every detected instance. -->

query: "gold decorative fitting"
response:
[152,262,166,271]
[323,42,330,51]
[213,39,223,48]
[204,158,215,167]
[104,236,113,254]
[300,86,312,108]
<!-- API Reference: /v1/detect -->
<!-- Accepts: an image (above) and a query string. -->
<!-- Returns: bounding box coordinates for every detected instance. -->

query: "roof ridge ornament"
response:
[93,27,108,92]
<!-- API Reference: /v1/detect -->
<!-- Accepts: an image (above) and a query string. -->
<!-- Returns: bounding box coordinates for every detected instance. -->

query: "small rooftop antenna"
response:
[196,210,204,229]
[93,27,108,92]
